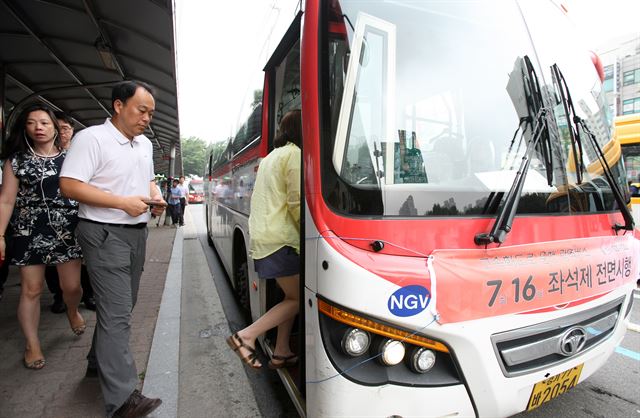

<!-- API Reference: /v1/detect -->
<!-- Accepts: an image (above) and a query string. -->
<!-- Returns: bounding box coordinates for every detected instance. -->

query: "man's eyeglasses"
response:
[59,126,74,132]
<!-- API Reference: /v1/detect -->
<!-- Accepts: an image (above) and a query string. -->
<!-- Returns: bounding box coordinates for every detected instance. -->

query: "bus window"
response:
[211,140,232,174]
[232,103,262,155]
[273,40,301,130]
[622,144,640,187]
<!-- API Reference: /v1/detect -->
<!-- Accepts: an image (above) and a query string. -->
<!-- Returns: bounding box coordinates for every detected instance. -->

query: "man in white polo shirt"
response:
[60,81,165,418]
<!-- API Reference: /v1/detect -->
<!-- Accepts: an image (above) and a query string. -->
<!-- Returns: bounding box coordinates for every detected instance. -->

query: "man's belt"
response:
[80,218,147,229]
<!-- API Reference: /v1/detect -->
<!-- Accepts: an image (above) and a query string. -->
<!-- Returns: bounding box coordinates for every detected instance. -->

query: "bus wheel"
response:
[235,259,250,312]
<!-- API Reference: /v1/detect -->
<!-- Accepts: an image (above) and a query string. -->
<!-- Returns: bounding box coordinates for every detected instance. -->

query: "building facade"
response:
[598,33,640,119]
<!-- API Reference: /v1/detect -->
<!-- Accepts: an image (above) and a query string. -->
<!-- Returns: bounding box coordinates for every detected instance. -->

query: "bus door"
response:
[261,12,306,413]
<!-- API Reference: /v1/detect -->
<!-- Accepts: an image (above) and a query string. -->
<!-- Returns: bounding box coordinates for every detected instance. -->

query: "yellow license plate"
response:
[527,364,584,411]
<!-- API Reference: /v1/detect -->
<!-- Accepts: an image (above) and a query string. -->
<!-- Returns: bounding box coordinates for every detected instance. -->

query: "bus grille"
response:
[491,296,624,377]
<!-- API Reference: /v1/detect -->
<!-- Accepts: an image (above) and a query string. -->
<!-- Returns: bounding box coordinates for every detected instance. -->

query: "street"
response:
[189,204,640,418]
[511,292,640,418]
[188,205,298,417]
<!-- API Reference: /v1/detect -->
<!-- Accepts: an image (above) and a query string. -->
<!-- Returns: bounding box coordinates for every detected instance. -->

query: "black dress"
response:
[10,151,82,266]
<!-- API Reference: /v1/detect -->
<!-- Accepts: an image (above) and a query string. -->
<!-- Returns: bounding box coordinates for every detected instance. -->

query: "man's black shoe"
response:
[85,364,98,378]
[113,389,162,418]
[50,297,66,314]
[83,296,97,311]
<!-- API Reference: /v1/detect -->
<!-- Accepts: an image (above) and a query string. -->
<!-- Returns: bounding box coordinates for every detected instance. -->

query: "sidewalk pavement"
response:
[145,208,259,417]
[0,207,262,418]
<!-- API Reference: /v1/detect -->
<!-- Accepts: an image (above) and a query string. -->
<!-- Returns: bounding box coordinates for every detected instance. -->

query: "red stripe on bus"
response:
[261,77,270,155]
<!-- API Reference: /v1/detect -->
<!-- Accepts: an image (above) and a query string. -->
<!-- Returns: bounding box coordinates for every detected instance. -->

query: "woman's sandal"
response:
[68,312,86,336]
[268,354,298,370]
[23,353,46,370]
[70,320,86,336]
[226,333,261,369]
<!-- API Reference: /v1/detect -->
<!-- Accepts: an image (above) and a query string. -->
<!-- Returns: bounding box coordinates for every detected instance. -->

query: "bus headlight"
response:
[409,347,436,373]
[341,328,371,356]
[377,339,405,366]
[318,298,461,386]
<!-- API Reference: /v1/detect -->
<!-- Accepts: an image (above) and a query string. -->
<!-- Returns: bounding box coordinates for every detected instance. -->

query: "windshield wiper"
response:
[551,64,634,232]
[475,107,550,245]
[475,56,553,244]
[525,56,554,186]
[480,116,529,215]
[577,117,635,231]
[551,64,585,185]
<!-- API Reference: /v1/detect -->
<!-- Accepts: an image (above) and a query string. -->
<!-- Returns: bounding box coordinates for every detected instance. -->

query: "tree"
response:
[180,136,229,177]
[251,89,263,109]
[181,136,209,177]
[209,139,228,164]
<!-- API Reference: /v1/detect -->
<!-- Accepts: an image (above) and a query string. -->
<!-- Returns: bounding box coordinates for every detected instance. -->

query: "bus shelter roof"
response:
[0,0,181,176]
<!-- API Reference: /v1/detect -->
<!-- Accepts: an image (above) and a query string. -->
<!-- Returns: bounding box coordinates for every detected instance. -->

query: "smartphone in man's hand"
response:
[143,199,167,207]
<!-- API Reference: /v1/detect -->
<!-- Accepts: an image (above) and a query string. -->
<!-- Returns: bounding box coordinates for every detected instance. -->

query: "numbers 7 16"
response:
[486,275,536,307]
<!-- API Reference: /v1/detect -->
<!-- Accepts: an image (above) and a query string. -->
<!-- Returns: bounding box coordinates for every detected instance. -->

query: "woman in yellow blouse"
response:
[227,110,301,369]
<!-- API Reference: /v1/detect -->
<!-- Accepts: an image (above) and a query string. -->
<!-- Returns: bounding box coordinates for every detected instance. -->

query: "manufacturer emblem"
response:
[559,326,587,357]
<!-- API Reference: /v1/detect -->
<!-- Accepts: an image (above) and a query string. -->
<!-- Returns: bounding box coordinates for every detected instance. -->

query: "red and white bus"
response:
[204,1,639,416]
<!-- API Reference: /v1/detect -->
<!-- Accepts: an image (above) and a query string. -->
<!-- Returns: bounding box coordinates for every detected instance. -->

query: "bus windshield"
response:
[322,0,624,218]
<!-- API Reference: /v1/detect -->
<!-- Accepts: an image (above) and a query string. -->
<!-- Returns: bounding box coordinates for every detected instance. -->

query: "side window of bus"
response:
[232,103,263,155]
[273,40,301,132]
[212,140,232,172]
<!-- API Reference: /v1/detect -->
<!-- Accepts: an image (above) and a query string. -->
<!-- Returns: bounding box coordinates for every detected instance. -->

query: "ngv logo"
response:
[387,285,431,317]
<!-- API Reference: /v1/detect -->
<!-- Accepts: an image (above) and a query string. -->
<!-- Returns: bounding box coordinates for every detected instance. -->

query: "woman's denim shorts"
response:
[254,246,300,279]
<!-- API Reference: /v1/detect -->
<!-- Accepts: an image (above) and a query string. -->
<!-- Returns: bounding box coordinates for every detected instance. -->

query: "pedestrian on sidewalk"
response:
[177,175,188,226]
[168,178,182,226]
[60,80,165,418]
[227,109,302,369]
[44,111,96,313]
[0,103,85,371]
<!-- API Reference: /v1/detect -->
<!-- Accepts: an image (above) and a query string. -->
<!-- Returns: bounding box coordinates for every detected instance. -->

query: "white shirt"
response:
[177,183,188,198]
[60,119,154,224]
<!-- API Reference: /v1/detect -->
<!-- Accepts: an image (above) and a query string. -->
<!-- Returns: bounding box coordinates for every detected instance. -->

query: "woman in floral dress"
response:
[0,103,84,370]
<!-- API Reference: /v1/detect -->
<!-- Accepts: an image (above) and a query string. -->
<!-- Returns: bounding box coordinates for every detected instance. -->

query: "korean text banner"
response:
[431,236,639,324]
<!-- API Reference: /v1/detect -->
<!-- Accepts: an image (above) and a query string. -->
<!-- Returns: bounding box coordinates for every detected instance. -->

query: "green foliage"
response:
[209,139,228,165]
[180,136,228,177]
[181,136,209,176]
[251,89,263,109]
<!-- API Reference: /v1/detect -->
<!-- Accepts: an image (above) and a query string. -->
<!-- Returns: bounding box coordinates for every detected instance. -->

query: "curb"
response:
[142,226,183,417]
